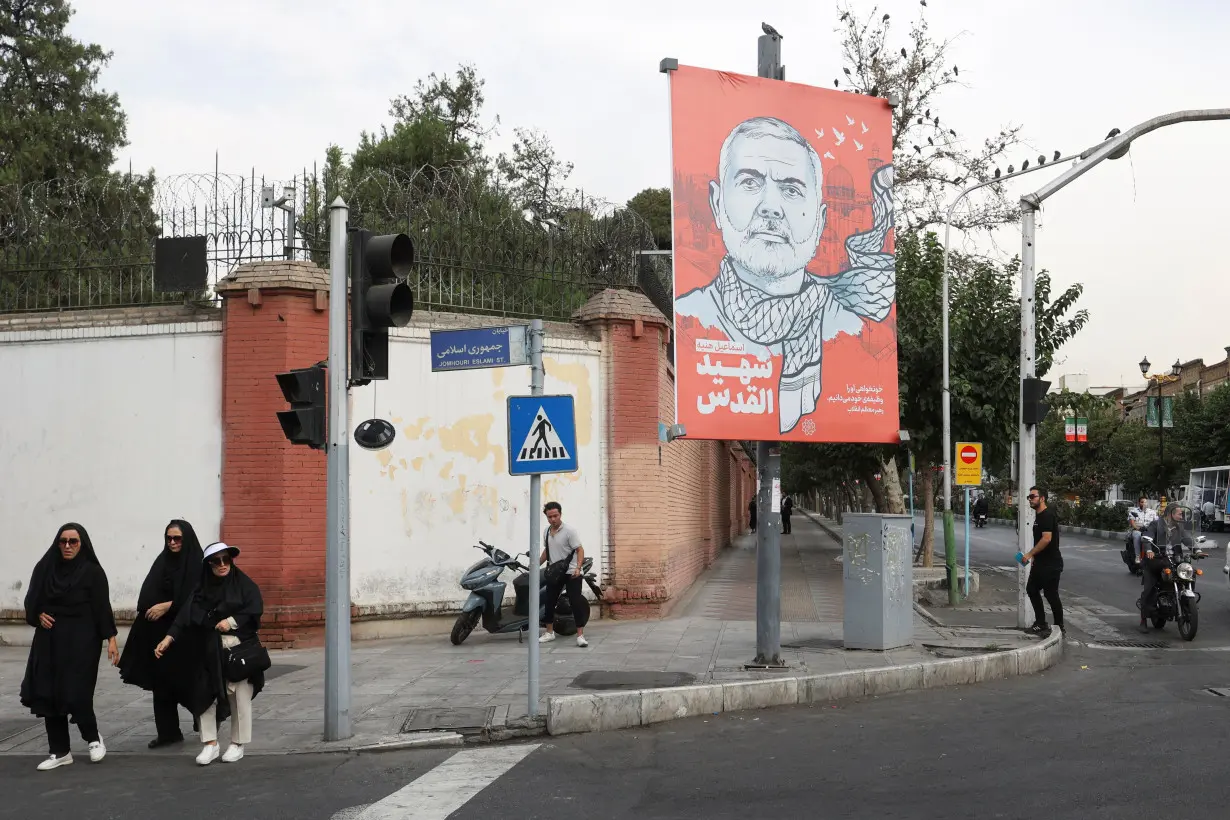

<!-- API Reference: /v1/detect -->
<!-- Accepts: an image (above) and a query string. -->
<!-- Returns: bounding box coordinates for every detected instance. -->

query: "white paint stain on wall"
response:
[349,329,603,611]
[0,323,224,612]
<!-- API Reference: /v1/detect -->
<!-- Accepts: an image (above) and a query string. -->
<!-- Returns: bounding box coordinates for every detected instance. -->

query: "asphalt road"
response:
[920,516,1230,646]
[8,640,1230,819]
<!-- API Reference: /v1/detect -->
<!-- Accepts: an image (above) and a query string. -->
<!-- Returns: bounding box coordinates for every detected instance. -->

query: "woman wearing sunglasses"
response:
[118,519,205,748]
[155,542,266,765]
[19,523,119,771]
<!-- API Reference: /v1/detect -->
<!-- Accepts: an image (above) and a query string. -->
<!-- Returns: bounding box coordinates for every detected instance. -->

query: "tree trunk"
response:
[920,468,935,567]
[880,456,907,514]
[862,469,888,513]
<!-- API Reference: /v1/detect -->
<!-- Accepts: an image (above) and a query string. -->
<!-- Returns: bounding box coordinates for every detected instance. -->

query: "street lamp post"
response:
[1139,356,1183,498]
[1015,108,1230,628]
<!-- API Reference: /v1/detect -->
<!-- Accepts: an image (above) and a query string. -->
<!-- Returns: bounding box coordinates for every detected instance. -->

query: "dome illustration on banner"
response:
[516,406,572,462]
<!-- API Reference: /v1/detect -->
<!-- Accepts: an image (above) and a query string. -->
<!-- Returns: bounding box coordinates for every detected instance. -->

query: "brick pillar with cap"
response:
[216,261,331,647]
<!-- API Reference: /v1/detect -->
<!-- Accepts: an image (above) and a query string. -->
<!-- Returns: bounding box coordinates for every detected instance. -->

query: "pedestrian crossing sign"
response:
[507,395,579,476]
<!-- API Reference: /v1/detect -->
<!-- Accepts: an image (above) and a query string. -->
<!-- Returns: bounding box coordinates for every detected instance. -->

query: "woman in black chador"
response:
[156,542,265,766]
[118,519,205,748]
[20,523,119,771]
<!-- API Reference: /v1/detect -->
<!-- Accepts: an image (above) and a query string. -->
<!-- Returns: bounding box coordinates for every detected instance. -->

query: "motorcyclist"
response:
[1138,504,1192,632]
[973,494,989,520]
[1127,497,1157,563]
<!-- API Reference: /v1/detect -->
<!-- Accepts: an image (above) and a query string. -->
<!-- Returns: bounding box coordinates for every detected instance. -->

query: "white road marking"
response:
[356,744,541,819]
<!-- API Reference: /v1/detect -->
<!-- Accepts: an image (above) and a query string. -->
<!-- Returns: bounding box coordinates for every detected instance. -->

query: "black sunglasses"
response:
[58,537,81,546]
[208,554,232,567]
[166,535,183,543]
[1026,494,1039,500]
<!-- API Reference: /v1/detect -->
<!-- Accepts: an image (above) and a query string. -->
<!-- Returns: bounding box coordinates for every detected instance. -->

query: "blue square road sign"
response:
[507,395,579,476]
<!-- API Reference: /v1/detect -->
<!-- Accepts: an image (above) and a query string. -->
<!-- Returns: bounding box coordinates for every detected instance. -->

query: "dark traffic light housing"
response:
[276,365,326,449]
[350,229,415,384]
[1022,377,1051,426]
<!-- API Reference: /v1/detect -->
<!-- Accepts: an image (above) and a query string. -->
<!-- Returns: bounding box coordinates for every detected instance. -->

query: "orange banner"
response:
[669,65,899,443]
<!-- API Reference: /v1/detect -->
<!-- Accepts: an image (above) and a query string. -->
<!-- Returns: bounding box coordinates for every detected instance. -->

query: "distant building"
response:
[1118,346,1230,420]
[1058,373,1090,394]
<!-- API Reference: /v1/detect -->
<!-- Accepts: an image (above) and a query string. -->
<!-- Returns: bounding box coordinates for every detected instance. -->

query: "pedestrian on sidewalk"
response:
[781,494,794,534]
[748,498,757,532]
[20,523,119,771]
[1020,486,1063,636]
[539,502,589,648]
[155,542,267,766]
[118,519,205,748]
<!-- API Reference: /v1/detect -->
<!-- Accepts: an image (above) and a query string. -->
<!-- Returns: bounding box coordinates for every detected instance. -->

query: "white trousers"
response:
[199,678,254,745]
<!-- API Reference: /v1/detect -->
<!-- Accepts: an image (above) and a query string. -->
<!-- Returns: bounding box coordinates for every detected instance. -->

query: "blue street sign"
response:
[430,326,529,372]
[507,395,579,476]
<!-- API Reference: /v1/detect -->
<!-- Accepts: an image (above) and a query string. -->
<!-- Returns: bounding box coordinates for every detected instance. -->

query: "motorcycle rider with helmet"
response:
[1138,504,1192,632]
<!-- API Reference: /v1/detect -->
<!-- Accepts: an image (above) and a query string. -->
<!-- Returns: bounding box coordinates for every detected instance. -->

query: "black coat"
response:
[167,562,265,722]
[20,524,117,718]
[118,520,205,692]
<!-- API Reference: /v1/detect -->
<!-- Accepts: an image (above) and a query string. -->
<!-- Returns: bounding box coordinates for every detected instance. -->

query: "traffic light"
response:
[276,365,326,449]
[1022,377,1052,426]
[350,229,415,384]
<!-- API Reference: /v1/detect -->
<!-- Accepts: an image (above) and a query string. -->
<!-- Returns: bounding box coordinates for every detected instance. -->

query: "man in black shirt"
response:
[1021,485,1063,636]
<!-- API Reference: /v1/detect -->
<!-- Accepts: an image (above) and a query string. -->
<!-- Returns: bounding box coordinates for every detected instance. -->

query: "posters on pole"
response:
[667,64,898,443]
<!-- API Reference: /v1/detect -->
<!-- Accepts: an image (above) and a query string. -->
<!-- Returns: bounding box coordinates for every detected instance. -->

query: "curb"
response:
[544,627,1064,736]
[981,517,1121,541]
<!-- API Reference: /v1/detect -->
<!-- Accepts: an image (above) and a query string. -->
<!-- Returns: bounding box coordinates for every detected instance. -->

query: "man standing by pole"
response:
[1019,486,1063,636]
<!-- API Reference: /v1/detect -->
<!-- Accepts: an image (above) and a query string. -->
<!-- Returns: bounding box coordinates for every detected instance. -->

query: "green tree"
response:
[0,0,128,185]
[625,188,671,249]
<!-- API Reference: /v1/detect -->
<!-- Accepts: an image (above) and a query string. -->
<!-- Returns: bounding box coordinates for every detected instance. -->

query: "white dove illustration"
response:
[861,121,869,133]
[832,128,846,146]
[854,139,864,151]
[845,114,855,125]
[823,151,836,160]
[815,128,825,139]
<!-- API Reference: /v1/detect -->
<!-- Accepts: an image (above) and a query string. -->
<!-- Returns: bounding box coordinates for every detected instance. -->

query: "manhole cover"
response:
[1094,640,1169,649]
[781,638,843,650]
[401,707,493,734]
[265,664,306,682]
[570,671,696,690]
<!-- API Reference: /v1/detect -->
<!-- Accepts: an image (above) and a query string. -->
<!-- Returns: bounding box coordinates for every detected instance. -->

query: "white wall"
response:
[0,320,223,615]
[349,322,604,613]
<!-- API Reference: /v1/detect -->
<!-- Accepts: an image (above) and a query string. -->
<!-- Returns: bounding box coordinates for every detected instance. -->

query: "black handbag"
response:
[542,532,576,587]
[224,636,271,682]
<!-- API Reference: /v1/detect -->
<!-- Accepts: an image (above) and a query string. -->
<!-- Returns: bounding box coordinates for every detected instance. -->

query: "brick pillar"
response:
[216,261,330,647]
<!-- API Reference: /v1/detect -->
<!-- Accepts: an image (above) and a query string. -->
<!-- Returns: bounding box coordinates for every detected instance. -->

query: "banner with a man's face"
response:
[669,65,899,443]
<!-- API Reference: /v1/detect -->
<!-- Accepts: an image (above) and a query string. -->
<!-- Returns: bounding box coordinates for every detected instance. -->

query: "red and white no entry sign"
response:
[959,446,978,464]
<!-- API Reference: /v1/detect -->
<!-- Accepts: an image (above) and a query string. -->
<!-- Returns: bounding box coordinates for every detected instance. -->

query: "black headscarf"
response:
[180,547,263,633]
[136,519,205,614]
[25,523,102,615]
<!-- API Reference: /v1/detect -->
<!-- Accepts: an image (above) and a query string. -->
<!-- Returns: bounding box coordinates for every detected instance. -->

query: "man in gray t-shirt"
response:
[539,501,589,647]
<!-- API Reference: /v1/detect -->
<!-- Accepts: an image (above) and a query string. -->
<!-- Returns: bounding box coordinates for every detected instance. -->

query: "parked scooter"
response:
[1138,533,1209,641]
[450,541,602,646]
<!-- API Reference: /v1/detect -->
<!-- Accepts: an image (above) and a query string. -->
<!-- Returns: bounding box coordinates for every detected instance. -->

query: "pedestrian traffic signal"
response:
[351,229,414,384]
[1022,377,1051,426]
[276,365,326,449]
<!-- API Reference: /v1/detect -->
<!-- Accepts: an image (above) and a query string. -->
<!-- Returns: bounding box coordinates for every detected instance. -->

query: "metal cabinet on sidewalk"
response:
[842,513,913,650]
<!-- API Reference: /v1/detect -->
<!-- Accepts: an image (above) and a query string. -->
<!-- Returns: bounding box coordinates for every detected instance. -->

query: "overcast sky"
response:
[69,0,1230,390]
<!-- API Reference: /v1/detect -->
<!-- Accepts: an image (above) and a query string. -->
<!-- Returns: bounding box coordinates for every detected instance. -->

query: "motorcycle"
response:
[1137,534,1209,641]
[975,513,987,529]
[450,540,603,646]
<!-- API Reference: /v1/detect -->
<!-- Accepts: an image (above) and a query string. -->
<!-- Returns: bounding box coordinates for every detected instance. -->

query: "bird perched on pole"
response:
[761,22,782,39]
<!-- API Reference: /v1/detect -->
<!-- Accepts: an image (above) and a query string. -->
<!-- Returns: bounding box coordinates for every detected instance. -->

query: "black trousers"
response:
[45,711,99,757]
[1026,564,1063,628]
[782,513,792,534]
[154,690,185,740]
[544,575,589,629]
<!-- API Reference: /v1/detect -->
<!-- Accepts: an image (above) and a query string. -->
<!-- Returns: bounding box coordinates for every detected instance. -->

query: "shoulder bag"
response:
[224,636,272,682]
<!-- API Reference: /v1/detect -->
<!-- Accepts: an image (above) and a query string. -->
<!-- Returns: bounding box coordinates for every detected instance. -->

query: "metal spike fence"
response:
[0,165,668,320]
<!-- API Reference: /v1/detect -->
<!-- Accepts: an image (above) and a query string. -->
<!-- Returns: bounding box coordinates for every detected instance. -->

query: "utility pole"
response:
[324,197,352,740]
[753,25,784,667]
[526,319,545,715]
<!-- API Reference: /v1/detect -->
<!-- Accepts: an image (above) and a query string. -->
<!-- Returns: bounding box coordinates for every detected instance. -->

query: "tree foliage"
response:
[625,188,672,250]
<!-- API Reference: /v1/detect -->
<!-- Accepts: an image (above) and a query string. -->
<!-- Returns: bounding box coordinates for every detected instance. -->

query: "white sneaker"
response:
[37,753,72,771]
[196,744,221,766]
[538,631,556,643]
[88,737,106,763]
[576,635,589,647]
[221,743,244,763]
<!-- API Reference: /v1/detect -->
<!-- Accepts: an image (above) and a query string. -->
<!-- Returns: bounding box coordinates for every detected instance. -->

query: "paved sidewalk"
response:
[0,515,1044,757]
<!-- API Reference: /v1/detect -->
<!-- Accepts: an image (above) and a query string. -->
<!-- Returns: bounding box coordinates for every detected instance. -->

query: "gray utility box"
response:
[842,513,914,651]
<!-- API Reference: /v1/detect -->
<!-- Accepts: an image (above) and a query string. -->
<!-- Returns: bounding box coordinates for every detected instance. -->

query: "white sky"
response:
[69,0,1230,390]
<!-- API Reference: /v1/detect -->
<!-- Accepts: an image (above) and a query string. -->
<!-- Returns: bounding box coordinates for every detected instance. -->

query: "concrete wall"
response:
[0,307,223,617]
[348,317,604,614]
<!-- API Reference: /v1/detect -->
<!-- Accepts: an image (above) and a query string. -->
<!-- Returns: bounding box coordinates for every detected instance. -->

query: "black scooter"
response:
[450,541,603,646]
